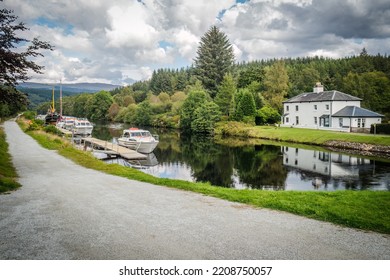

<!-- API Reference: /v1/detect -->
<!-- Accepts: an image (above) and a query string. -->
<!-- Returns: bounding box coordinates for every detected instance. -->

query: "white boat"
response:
[117,128,159,154]
[71,118,93,136]
[63,116,76,130]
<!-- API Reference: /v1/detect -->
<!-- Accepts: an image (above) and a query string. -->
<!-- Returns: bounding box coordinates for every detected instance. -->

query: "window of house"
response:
[296,116,299,125]
[295,105,299,111]
[362,118,366,128]
[314,104,317,110]
[286,105,289,111]
[314,117,317,125]
[285,117,289,123]
[326,104,329,110]
[357,118,361,128]
[339,118,343,127]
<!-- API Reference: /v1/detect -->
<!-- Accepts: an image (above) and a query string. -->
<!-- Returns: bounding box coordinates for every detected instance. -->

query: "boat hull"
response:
[45,113,60,125]
[117,138,158,154]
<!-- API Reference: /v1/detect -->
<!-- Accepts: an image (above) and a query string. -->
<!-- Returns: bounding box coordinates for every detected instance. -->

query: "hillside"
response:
[17,82,120,108]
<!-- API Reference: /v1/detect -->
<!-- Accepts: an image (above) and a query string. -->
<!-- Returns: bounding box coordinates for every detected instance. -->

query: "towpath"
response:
[0,120,389,259]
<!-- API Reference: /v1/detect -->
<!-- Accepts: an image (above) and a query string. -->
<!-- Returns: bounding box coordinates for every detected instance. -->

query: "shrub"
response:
[371,123,390,135]
[23,111,36,120]
[43,125,62,135]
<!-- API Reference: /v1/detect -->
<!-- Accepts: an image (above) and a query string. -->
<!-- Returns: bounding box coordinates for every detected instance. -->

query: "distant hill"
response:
[17,82,121,108]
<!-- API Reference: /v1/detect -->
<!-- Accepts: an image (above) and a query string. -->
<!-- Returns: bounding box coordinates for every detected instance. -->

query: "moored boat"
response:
[45,86,60,125]
[117,127,159,154]
[71,118,93,136]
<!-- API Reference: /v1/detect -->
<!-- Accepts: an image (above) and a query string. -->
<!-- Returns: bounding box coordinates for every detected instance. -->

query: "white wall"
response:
[283,100,366,130]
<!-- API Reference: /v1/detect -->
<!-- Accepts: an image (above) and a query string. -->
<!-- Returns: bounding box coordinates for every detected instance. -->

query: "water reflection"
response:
[92,124,390,191]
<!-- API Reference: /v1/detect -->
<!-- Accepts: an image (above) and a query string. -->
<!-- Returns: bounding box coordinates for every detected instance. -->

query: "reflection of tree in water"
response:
[181,134,234,188]
[233,145,287,190]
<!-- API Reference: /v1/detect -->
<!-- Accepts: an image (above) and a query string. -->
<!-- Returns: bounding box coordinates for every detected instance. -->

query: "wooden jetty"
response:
[82,137,147,160]
[57,127,72,136]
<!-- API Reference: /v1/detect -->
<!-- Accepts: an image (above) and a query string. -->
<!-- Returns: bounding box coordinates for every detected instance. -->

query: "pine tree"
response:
[194,26,235,98]
[215,73,236,116]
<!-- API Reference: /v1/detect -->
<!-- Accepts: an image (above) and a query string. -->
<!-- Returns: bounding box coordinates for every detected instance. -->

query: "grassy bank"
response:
[17,119,390,234]
[216,122,390,146]
[0,126,21,193]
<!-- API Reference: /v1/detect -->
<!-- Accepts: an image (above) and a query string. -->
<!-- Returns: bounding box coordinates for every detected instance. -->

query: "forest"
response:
[34,27,390,134]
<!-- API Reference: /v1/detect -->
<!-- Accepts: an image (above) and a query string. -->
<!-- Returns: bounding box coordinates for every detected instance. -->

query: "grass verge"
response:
[0,126,21,193]
[216,121,390,146]
[18,119,390,234]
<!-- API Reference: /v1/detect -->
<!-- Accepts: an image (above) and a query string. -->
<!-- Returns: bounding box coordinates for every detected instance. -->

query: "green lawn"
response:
[0,127,21,193]
[216,121,390,146]
[19,118,390,234]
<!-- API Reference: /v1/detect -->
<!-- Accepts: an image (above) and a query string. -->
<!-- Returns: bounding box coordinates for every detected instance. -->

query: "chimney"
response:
[313,82,324,93]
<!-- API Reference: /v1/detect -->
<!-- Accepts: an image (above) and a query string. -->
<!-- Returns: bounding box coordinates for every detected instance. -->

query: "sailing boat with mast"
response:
[45,86,60,125]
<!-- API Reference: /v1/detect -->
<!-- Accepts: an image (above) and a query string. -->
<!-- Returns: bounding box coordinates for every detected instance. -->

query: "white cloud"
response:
[171,28,200,60]
[105,3,159,48]
[3,0,390,84]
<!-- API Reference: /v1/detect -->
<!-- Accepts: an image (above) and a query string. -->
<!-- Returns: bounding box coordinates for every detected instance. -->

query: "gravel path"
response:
[1,120,389,260]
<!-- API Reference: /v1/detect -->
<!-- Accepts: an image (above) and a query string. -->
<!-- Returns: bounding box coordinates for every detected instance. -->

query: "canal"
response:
[92,123,390,191]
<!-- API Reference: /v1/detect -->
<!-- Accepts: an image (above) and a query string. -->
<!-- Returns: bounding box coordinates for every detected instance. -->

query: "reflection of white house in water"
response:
[281,146,371,178]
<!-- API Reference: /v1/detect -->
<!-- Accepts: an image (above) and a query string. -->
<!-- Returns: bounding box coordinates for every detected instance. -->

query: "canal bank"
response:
[1,120,390,259]
[215,122,390,156]
[12,118,390,233]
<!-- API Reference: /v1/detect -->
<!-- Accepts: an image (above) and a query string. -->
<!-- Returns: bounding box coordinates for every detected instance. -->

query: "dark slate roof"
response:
[283,90,362,103]
[332,106,384,118]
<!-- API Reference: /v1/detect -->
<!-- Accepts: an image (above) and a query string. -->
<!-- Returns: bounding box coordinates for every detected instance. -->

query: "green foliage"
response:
[191,101,221,134]
[180,86,210,132]
[0,6,53,87]
[342,71,390,118]
[134,101,152,126]
[0,86,28,117]
[194,26,235,97]
[87,91,113,121]
[215,73,236,116]
[256,106,281,125]
[263,60,289,112]
[371,123,390,135]
[232,88,256,122]
[0,128,21,193]
[123,104,138,123]
[43,125,62,135]
[65,94,93,118]
[26,120,42,131]
[22,111,36,120]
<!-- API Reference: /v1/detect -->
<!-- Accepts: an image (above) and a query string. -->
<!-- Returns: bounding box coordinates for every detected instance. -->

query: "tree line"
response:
[2,8,389,134]
[41,41,389,134]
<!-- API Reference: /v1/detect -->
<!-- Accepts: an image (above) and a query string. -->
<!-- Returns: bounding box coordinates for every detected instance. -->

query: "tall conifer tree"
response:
[194,26,235,98]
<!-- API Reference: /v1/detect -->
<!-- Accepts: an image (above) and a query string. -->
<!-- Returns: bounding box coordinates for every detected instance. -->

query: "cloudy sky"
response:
[4,0,390,85]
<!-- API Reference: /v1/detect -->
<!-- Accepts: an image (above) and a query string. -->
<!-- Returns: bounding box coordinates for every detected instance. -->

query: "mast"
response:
[60,79,63,117]
[51,86,55,113]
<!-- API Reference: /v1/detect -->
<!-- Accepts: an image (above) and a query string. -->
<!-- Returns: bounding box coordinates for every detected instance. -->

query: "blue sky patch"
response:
[34,17,74,35]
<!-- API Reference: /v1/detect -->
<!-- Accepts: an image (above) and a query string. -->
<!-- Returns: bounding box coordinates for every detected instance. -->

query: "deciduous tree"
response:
[0,3,53,86]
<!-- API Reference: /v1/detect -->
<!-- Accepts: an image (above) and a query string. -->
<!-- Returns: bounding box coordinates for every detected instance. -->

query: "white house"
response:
[281,83,383,132]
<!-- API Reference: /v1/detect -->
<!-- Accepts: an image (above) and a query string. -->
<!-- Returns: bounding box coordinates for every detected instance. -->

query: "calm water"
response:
[92,123,390,191]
